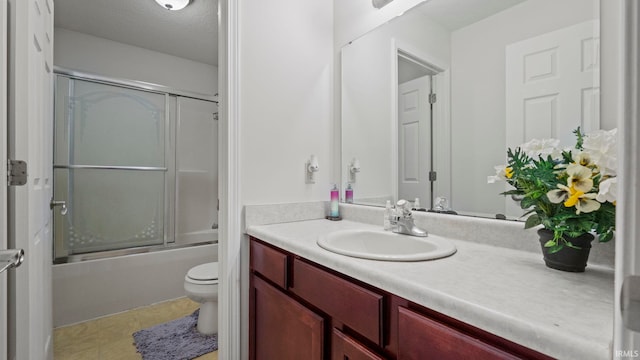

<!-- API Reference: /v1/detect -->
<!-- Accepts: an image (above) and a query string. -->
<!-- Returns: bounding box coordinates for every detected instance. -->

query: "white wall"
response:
[450,0,599,217]
[334,0,429,191]
[54,28,218,96]
[239,0,334,205]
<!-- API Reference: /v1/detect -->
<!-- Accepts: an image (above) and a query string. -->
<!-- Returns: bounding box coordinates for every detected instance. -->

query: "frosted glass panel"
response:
[52,75,219,260]
[176,97,218,242]
[56,168,165,255]
[56,79,166,167]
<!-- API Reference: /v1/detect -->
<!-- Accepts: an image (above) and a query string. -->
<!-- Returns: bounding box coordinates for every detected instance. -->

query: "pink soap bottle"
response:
[345,183,354,203]
[330,184,340,218]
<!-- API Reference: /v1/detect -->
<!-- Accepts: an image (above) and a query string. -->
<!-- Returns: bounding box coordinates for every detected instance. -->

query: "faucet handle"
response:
[396,199,412,217]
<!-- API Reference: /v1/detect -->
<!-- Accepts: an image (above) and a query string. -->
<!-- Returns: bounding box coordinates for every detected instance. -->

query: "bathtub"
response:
[52,240,218,327]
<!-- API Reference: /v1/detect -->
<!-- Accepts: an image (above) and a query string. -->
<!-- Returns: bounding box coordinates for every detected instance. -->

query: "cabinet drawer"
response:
[332,328,387,360]
[398,307,518,360]
[250,239,288,289]
[291,258,384,346]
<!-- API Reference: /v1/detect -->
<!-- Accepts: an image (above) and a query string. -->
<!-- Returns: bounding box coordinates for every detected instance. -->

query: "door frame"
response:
[614,0,640,356]
[1,0,8,358]
[217,0,244,359]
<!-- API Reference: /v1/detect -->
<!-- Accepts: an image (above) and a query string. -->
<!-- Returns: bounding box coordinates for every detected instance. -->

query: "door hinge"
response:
[429,171,437,181]
[8,160,28,186]
[428,93,437,104]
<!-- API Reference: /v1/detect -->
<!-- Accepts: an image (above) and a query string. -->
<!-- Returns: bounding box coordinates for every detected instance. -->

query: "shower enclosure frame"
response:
[52,67,218,263]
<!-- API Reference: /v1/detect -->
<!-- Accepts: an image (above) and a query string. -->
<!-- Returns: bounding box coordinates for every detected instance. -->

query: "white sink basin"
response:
[317,229,457,261]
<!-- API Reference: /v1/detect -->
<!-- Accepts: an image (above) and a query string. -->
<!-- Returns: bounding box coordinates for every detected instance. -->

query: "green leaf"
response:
[524,214,541,229]
[547,243,564,253]
[544,240,556,248]
[564,241,581,250]
[520,197,537,209]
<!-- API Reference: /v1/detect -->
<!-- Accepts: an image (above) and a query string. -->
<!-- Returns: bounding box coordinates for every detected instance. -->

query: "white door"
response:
[505,19,599,216]
[6,0,54,359]
[1,0,9,359]
[398,76,431,206]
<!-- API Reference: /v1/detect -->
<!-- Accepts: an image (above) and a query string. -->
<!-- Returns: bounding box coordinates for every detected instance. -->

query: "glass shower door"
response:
[53,76,169,260]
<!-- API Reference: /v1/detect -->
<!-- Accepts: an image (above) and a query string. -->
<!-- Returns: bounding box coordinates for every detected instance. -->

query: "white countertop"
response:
[246,219,614,360]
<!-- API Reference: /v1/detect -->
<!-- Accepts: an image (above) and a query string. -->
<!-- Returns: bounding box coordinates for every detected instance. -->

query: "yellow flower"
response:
[505,167,513,179]
[573,192,601,214]
[563,188,583,207]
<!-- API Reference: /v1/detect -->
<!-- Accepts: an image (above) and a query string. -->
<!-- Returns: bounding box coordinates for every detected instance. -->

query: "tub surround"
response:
[244,202,613,360]
[53,244,217,327]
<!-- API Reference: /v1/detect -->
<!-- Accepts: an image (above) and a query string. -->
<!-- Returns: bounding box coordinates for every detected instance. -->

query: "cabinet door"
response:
[398,307,518,360]
[332,328,387,360]
[251,275,324,360]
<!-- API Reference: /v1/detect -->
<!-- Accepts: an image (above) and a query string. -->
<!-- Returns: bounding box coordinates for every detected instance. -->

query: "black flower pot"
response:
[537,229,595,272]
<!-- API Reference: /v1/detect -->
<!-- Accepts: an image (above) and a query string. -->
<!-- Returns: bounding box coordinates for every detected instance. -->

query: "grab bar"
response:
[54,165,167,172]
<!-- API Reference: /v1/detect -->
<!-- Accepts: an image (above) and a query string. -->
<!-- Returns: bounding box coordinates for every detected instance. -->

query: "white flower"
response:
[487,165,513,183]
[547,184,572,204]
[519,138,563,160]
[573,192,601,214]
[596,177,617,203]
[582,128,617,176]
[572,151,594,167]
[566,163,594,193]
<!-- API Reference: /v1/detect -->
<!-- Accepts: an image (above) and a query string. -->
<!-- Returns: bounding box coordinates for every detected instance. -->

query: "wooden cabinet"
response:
[250,240,288,289]
[290,258,384,346]
[250,275,324,360]
[249,237,552,360]
[397,307,517,360]
[332,328,387,360]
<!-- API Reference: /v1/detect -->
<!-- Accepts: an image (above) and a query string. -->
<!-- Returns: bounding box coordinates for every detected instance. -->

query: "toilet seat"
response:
[186,262,219,285]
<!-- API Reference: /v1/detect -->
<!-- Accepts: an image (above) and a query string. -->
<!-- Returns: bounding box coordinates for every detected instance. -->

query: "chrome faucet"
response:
[389,200,428,237]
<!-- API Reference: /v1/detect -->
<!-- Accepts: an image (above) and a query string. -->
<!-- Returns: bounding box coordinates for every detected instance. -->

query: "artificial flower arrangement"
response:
[489,128,617,254]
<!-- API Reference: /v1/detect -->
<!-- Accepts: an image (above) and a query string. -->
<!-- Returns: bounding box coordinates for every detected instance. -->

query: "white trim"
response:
[432,70,451,204]
[614,0,640,356]
[217,0,243,359]
[1,0,8,358]
[390,39,399,203]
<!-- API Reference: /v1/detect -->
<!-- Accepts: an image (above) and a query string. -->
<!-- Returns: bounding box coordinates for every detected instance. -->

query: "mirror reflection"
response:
[341,0,605,219]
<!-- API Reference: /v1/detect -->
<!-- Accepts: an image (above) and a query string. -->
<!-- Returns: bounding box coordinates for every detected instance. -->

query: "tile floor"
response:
[53,297,219,360]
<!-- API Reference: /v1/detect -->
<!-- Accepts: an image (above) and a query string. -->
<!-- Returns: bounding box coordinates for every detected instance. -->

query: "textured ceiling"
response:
[54,0,218,66]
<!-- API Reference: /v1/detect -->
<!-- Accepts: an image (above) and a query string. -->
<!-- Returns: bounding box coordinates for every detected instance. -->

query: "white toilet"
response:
[184,262,219,335]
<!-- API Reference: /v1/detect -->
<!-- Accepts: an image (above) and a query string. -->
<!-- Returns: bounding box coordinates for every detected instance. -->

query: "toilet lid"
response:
[187,262,218,281]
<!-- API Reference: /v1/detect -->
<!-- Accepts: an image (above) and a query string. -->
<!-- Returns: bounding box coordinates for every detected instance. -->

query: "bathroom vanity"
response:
[250,238,552,359]
[246,217,613,360]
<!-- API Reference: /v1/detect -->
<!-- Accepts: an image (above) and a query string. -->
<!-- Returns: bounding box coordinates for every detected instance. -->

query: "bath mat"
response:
[133,309,218,360]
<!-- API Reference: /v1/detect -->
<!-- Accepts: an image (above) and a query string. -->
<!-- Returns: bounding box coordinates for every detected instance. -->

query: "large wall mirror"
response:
[341,0,609,220]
